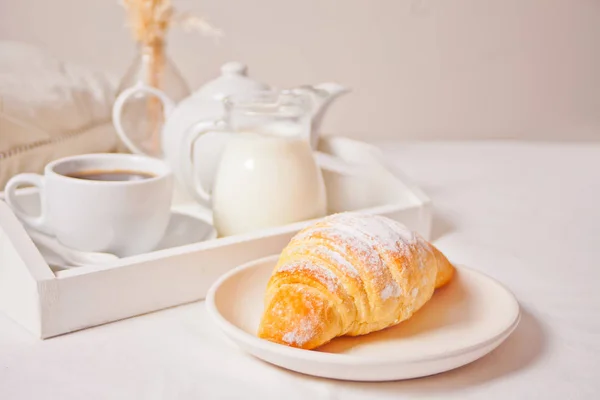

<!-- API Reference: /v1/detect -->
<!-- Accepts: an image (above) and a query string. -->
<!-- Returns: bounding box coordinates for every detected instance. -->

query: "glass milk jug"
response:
[181,91,327,237]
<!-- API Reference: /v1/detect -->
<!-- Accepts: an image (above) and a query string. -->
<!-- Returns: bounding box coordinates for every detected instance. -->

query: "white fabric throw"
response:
[0,41,118,187]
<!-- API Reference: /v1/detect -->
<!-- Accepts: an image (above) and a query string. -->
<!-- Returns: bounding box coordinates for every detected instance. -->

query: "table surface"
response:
[1,141,598,399]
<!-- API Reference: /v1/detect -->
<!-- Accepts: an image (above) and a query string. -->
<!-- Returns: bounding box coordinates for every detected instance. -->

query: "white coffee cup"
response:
[4,153,174,257]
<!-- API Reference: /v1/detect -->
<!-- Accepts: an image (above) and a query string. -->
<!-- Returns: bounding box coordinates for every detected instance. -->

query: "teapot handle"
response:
[112,83,176,156]
[179,119,229,203]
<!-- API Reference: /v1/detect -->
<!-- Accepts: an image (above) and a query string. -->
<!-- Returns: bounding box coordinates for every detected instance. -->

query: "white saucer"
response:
[40,210,216,270]
[206,255,520,381]
[154,210,216,250]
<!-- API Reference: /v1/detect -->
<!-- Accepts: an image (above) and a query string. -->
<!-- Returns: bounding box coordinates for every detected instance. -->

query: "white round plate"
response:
[206,255,520,381]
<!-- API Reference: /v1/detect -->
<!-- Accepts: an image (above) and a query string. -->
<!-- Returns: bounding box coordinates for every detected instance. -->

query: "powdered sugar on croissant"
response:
[258,212,455,350]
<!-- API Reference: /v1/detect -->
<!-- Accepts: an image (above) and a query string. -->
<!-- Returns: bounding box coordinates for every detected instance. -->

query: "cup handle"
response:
[179,120,229,203]
[4,173,52,234]
[112,83,176,155]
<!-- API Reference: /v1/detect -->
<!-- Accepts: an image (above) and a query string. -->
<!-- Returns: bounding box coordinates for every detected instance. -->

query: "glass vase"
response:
[116,43,190,157]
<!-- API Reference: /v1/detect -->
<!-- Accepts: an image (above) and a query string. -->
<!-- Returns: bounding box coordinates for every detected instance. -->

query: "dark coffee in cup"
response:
[66,170,155,182]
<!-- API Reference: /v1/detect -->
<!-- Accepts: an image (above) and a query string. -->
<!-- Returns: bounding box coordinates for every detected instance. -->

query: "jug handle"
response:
[112,83,176,156]
[179,119,228,203]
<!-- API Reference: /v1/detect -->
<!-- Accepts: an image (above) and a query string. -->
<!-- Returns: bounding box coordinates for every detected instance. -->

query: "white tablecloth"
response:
[1,142,598,399]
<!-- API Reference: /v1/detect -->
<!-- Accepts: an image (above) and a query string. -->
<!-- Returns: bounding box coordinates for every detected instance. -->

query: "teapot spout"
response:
[311,82,350,132]
[313,82,351,99]
[293,82,350,148]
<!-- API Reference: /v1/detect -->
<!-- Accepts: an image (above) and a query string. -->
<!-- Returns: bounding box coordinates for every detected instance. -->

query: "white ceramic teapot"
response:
[112,62,350,199]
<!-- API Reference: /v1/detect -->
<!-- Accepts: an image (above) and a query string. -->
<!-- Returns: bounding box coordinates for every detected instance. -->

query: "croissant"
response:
[258,212,454,350]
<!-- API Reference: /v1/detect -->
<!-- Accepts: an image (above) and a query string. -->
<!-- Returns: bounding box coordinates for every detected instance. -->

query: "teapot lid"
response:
[195,62,269,100]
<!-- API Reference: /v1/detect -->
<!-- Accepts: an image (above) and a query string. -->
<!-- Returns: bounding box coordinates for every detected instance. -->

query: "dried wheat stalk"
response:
[119,0,222,153]
[121,0,221,86]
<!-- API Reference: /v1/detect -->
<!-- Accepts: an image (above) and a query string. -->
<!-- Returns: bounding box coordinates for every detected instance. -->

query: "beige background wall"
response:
[1,0,599,141]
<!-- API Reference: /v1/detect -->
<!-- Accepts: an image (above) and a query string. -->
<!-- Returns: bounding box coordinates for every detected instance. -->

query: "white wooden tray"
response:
[0,137,431,339]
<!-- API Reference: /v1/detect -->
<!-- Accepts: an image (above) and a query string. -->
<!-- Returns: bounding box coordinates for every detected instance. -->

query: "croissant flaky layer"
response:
[258,212,455,350]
